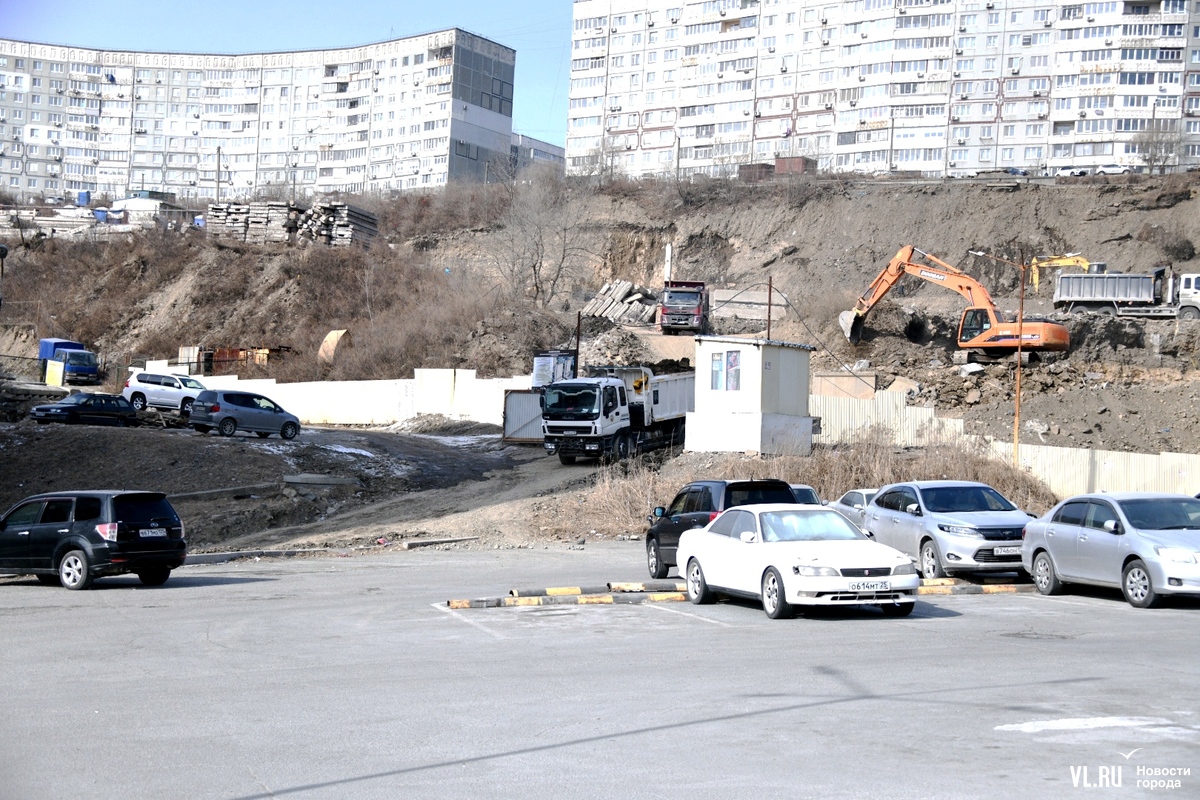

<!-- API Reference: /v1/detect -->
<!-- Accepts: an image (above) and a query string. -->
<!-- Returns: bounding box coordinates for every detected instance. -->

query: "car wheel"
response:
[66,411,80,425]
[1121,559,1162,608]
[256,431,272,438]
[59,549,93,590]
[920,539,947,579]
[558,454,576,465]
[36,574,61,586]
[280,422,299,441]
[686,558,714,605]
[1179,307,1200,321]
[137,567,171,587]
[193,424,211,434]
[1032,551,1063,595]
[761,567,792,619]
[218,418,238,437]
[647,538,668,579]
[130,393,147,411]
[880,602,914,617]
[180,398,194,416]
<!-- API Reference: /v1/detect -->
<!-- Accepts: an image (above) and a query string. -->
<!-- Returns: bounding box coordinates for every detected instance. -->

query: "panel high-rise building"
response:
[0,29,516,203]
[567,0,1199,178]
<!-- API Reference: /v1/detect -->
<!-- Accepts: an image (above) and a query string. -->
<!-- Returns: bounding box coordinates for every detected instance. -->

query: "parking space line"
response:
[641,601,735,627]
[431,602,507,639]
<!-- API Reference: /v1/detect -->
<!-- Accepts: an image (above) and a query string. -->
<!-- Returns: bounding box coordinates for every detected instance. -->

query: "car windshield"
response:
[663,290,700,306]
[543,385,600,416]
[760,510,865,542]
[921,486,1017,513]
[179,377,205,390]
[1117,498,1200,531]
[58,394,90,405]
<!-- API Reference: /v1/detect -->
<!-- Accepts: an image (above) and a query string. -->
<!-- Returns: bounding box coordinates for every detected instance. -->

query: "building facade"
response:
[567,0,1200,178]
[0,29,516,203]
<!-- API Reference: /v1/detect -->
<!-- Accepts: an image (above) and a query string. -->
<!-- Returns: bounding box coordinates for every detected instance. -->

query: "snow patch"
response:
[995,717,1171,733]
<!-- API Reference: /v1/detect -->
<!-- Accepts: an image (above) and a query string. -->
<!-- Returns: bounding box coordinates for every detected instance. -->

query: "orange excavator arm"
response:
[840,245,997,344]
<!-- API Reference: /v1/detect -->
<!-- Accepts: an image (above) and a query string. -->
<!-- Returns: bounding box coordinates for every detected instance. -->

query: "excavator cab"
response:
[958,308,993,343]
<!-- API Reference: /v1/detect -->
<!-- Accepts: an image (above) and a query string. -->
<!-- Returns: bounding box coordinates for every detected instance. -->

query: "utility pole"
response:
[215,145,222,206]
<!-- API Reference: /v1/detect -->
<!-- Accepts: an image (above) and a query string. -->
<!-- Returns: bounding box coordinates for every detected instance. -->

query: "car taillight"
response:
[96,523,118,542]
[709,512,719,522]
[694,306,703,315]
[209,403,220,412]
[1021,526,1027,540]
[124,379,130,388]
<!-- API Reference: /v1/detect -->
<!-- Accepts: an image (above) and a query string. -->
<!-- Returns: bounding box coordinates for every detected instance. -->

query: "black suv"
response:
[645,479,799,578]
[0,491,187,590]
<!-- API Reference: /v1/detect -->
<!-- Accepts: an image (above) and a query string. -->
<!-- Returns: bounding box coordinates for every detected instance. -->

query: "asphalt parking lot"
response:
[2,542,1198,799]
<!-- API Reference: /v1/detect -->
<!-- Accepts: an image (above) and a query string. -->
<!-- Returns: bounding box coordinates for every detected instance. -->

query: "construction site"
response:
[2,172,1200,550]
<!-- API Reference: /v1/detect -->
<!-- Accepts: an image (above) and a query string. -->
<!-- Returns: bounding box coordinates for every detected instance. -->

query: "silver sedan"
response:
[1022,493,1200,608]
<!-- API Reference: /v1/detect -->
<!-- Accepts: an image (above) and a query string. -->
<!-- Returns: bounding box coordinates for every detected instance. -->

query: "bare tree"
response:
[490,165,593,308]
[1133,120,1183,175]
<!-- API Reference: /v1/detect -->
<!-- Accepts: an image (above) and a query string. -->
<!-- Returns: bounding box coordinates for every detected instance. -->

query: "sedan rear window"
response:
[727,485,796,507]
[760,510,864,542]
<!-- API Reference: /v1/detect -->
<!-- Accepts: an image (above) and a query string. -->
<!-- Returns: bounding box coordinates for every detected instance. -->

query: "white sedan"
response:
[677,504,921,619]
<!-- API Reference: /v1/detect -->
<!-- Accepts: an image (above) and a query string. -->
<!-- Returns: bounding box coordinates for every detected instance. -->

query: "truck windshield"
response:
[663,291,700,307]
[66,352,97,366]
[544,385,600,417]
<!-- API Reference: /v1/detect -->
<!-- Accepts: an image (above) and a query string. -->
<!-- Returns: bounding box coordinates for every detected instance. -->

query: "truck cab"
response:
[38,338,100,385]
[541,378,630,464]
[659,280,709,335]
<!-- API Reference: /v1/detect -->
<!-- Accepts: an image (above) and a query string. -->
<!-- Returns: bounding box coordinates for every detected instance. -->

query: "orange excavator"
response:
[839,245,1070,360]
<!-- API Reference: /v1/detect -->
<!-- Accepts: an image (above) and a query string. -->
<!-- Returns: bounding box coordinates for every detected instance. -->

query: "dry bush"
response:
[573,434,1058,537]
[366,182,509,243]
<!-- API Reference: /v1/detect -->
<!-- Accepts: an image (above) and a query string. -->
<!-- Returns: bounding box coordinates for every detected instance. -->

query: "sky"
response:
[1,0,572,146]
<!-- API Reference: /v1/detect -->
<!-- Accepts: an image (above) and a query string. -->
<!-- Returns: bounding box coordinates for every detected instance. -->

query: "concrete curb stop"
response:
[508,581,685,597]
[448,592,687,610]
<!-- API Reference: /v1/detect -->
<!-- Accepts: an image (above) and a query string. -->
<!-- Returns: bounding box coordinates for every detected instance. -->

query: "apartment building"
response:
[0,29,516,203]
[567,0,1200,178]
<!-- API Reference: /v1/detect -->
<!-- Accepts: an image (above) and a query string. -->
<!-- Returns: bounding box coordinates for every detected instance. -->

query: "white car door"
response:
[725,510,764,595]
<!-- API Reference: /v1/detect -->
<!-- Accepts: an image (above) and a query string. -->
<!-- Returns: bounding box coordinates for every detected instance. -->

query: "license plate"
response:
[139,529,167,538]
[994,546,1021,556]
[849,580,890,592]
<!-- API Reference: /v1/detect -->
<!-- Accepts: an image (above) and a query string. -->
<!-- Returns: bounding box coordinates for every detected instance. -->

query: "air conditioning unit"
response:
[136,78,142,83]
[135,128,147,134]
[1079,110,1087,117]
[1044,20,1053,27]
[1037,112,1047,119]
[55,88,63,94]
[1104,38,1113,45]
[954,71,962,77]
[858,118,867,124]
[156,78,162,83]
[917,72,925,78]
[55,155,62,161]
[1033,90,1042,97]
[960,93,969,99]
[670,17,678,23]
[1011,68,1020,75]
[193,113,200,118]
[754,110,761,117]
[986,2,994,8]
[824,102,833,109]
[898,7,907,13]
[768,46,776,53]
[91,157,99,164]
[53,121,62,128]
[717,72,724,78]
[955,48,963,55]
[821,40,830,46]
[625,143,633,150]
[957,137,966,144]
[951,115,961,121]
[859,75,866,81]
[948,161,957,167]
[743,108,751,115]
[373,69,380,75]
[850,100,858,106]
[781,65,788,72]
[861,32,868,39]
[820,17,828,24]
[959,26,967,32]
[719,9,726,16]
[647,20,654,27]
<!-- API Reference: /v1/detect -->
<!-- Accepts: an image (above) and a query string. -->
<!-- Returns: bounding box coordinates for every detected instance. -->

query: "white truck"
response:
[1053,268,1200,320]
[541,366,695,465]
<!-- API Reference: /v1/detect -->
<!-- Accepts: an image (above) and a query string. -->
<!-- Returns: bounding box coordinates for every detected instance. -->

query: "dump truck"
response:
[38,338,100,384]
[541,366,694,465]
[658,280,709,335]
[1053,268,1200,319]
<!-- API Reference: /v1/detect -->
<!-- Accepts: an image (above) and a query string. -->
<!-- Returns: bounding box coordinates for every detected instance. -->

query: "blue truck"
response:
[38,338,100,385]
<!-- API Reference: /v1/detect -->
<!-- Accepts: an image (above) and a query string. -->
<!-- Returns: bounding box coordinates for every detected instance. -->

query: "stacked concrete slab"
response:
[581,281,658,325]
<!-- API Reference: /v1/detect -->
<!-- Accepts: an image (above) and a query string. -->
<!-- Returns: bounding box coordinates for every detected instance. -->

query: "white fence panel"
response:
[811,393,964,447]
[989,441,1200,497]
[503,390,545,443]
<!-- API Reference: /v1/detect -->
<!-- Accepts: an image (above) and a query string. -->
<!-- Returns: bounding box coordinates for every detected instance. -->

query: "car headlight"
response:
[1154,546,1198,564]
[794,565,839,577]
[892,562,917,576]
[938,524,982,538]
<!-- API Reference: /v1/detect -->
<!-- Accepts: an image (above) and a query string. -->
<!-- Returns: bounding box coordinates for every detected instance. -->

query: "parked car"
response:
[1093,164,1132,176]
[677,504,920,618]
[1055,166,1089,178]
[123,371,207,414]
[0,491,186,589]
[1023,493,1200,608]
[29,393,138,426]
[1004,167,1030,176]
[831,488,878,531]
[645,479,798,579]
[864,481,1032,578]
[789,484,822,505]
[188,390,301,440]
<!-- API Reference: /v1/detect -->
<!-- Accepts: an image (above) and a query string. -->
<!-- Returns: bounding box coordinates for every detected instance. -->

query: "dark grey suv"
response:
[645,479,799,578]
[0,491,187,589]
[189,390,301,439]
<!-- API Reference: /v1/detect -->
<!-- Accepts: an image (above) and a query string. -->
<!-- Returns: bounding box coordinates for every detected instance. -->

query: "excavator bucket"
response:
[838,311,865,345]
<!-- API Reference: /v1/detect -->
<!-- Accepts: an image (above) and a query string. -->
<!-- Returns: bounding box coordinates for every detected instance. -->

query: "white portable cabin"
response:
[685,336,817,456]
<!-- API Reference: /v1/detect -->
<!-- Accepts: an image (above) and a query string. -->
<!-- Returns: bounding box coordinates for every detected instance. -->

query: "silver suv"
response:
[123,371,207,414]
[189,390,301,440]
[864,481,1033,578]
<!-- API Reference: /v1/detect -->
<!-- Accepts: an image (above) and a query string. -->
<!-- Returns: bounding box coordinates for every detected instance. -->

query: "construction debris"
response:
[581,281,658,325]
[206,201,377,248]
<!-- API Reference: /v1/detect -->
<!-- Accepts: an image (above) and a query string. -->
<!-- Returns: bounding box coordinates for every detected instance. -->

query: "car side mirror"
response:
[853,503,864,509]
[1103,519,1122,534]
[820,500,829,506]
[739,531,756,543]
[653,507,665,518]
[905,503,922,516]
